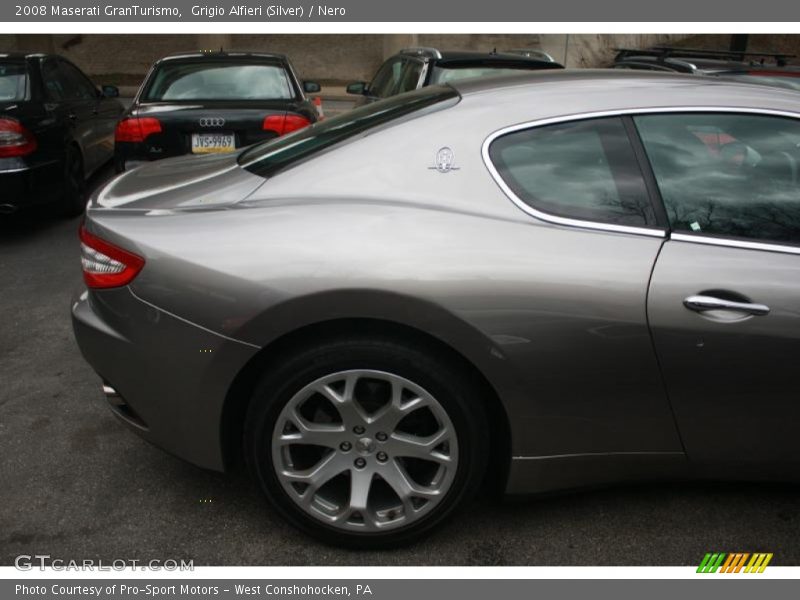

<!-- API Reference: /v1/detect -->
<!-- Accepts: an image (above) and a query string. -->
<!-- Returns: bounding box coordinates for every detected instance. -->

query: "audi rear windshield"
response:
[239,86,460,178]
[141,60,295,102]
[0,62,29,102]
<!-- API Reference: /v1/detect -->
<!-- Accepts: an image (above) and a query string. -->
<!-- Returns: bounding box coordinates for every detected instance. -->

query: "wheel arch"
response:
[221,315,512,494]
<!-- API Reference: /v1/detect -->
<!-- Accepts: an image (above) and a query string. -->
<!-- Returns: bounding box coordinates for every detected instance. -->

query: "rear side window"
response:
[368,57,406,99]
[635,113,800,246]
[41,59,71,101]
[396,60,424,94]
[143,61,294,101]
[59,61,97,100]
[240,86,459,178]
[488,117,656,227]
[0,62,29,101]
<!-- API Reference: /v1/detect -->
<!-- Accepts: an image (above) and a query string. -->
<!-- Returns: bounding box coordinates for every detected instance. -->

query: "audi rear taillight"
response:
[79,225,145,289]
[262,113,311,136]
[0,118,37,158]
[115,117,162,143]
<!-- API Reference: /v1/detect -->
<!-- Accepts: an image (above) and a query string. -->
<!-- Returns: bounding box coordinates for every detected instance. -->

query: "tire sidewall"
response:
[244,339,489,547]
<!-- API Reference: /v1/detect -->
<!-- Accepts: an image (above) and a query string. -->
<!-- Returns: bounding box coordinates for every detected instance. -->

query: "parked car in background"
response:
[0,52,122,216]
[114,50,320,172]
[504,48,559,62]
[346,47,563,104]
[613,47,800,91]
[74,71,800,547]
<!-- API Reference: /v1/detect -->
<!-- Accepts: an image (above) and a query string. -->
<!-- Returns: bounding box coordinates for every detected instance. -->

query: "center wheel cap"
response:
[355,437,375,455]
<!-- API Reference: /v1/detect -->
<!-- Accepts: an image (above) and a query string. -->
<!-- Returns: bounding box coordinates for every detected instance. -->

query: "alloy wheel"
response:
[271,369,458,532]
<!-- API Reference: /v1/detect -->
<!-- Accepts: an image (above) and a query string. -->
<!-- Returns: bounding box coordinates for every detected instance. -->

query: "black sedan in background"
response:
[114,51,321,171]
[346,47,563,104]
[1,53,122,216]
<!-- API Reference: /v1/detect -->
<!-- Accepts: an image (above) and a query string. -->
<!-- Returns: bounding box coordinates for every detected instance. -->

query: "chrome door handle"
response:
[683,295,770,316]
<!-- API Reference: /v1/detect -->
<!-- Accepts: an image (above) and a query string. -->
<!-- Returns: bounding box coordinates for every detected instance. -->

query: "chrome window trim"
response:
[482,106,800,240]
[670,233,800,256]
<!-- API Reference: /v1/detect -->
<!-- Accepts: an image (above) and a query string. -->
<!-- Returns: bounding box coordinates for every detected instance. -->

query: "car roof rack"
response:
[614,46,796,67]
[400,47,443,60]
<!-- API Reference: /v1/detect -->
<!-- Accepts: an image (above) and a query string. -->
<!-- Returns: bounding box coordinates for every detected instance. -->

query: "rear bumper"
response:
[71,286,259,471]
[0,159,62,211]
[114,131,278,171]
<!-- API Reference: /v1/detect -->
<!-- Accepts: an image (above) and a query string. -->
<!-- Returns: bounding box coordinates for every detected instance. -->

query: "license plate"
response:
[191,133,235,154]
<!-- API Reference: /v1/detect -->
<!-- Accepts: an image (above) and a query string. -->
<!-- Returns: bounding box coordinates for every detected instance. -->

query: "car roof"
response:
[399,47,563,68]
[450,69,800,113]
[615,54,793,73]
[156,50,288,63]
[0,52,50,61]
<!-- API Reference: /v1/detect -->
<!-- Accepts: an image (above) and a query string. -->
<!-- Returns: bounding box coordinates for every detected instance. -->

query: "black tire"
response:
[244,336,489,548]
[61,145,87,217]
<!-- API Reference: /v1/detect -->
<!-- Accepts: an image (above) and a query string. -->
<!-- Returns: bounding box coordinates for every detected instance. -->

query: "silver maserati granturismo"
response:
[73,71,800,546]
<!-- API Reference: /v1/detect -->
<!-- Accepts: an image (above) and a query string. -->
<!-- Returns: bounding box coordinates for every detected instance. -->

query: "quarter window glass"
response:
[635,113,800,246]
[368,58,405,98]
[60,61,97,100]
[396,61,423,94]
[41,59,69,101]
[489,117,655,226]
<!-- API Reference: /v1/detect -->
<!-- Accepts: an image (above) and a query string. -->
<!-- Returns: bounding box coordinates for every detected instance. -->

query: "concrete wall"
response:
[2,33,720,87]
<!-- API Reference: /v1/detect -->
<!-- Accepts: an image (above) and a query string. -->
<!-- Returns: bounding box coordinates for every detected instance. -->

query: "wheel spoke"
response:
[372,383,430,431]
[382,459,440,515]
[278,409,344,448]
[389,428,452,463]
[349,470,373,512]
[281,453,347,504]
[316,374,370,427]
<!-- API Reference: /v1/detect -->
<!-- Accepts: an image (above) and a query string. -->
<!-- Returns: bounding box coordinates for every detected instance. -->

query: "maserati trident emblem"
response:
[199,117,225,127]
[429,146,460,173]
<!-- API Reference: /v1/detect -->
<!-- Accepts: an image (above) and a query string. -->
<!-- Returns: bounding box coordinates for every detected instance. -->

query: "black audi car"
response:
[114,51,321,171]
[1,52,122,216]
[346,47,563,104]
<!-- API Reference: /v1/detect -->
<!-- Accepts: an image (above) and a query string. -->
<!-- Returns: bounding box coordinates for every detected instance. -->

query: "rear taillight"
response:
[262,113,311,136]
[0,118,37,158]
[115,117,162,143]
[79,225,145,289]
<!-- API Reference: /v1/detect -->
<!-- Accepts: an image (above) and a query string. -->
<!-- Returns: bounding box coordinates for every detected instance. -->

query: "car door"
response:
[635,111,800,478]
[57,59,112,174]
[61,59,120,170]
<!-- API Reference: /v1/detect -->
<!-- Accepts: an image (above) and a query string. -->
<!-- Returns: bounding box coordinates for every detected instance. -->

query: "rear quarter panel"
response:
[88,99,682,472]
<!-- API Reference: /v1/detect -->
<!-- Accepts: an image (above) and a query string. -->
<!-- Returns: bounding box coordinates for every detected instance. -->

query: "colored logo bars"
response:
[697,553,773,573]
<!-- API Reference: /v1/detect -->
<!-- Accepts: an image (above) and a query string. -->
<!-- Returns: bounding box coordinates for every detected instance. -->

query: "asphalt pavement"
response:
[1,165,800,566]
